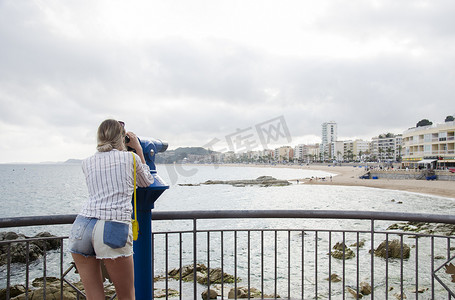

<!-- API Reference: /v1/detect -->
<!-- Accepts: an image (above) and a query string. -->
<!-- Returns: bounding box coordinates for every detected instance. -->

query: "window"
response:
[424,145,431,154]
[439,132,447,141]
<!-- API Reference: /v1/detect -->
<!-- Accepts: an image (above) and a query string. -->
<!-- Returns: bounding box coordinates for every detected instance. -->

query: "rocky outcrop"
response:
[168,264,240,285]
[0,232,61,266]
[346,282,372,299]
[388,221,455,236]
[373,239,410,259]
[2,277,178,299]
[178,176,291,187]
[0,284,28,300]
[360,282,372,295]
[201,289,218,299]
[0,277,88,300]
[168,265,282,298]
[228,287,279,299]
[330,242,355,260]
[327,273,342,282]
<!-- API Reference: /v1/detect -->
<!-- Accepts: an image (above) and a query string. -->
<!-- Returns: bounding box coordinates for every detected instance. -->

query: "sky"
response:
[1,0,454,163]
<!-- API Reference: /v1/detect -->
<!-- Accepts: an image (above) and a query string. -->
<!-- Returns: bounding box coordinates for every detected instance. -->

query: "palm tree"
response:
[337,151,342,161]
[397,145,402,162]
[386,147,393,160]
[347,150,354,161]
[378,148,384,162]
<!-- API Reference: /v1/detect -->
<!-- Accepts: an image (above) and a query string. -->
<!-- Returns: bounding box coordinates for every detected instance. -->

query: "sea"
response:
[1,163,454,220]
[1,163,455,298]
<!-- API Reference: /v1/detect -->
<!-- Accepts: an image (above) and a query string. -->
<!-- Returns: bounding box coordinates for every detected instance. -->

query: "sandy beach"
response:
[294,164,455,199]
[214,163,455,199]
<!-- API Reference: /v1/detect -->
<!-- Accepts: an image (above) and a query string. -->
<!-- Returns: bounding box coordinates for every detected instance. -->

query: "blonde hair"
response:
[96,119,126,152]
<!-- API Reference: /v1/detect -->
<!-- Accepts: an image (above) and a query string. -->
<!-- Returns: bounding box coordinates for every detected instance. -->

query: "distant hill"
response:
[63,159,82,164]
[62,147,209,165]
[155,147,215,164]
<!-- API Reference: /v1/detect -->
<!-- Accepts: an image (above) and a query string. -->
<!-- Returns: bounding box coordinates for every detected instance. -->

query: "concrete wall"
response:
[369,170,455,181]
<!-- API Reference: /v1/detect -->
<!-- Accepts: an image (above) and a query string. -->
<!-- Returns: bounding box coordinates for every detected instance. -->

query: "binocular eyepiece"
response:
[126,135,168,171]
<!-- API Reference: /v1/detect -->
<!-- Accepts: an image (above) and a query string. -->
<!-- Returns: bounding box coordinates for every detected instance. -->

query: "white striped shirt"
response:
[79,149,154,221]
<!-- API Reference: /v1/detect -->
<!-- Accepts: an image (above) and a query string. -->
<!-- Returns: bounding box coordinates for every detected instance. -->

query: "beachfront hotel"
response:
[401,121,455,168]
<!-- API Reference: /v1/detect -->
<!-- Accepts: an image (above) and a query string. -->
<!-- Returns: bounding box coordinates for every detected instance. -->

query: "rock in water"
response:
[373,239,410,259]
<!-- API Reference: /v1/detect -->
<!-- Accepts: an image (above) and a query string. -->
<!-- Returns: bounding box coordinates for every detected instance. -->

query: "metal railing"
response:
[2,211,455,299]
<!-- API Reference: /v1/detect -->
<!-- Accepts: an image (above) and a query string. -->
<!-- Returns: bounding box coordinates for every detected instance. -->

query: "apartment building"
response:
[333,140,370,161]
[294,144,320,162]
[333,140,345,161]
[307,144,320,161]
[274,146,294,162]
[353,140,370,161]
[402,121,455,168]
[371,134,403,162]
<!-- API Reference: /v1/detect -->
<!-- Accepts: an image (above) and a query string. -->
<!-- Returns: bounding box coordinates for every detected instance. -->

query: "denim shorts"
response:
[69,215,133,259]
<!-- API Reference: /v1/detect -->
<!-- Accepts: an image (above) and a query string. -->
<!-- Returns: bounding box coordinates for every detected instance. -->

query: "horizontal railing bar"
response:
[0,236,67,245]
[153,228,455,240]
[2,210,455,229]
[151,210,455,224]
[0,214,77,228]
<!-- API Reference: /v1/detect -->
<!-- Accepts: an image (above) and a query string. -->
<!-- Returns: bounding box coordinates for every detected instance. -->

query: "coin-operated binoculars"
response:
[133,138,169,300]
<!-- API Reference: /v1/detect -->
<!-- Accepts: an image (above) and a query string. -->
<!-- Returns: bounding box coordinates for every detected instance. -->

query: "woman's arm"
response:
[125,131,146,164]
[125,131,155,186]
[133,153,155,187]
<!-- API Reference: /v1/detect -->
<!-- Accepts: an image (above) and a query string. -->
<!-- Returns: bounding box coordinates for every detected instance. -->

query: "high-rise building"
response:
[320,121,337,160]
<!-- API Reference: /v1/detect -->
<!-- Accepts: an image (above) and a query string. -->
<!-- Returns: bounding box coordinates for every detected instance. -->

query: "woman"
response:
[69,119,154,299]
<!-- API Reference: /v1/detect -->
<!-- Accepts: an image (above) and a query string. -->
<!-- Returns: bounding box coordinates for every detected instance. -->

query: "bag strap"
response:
[132,153,138,240]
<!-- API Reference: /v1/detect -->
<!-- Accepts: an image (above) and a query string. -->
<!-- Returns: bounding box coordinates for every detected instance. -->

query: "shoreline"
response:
[188,163,455,199]
[297,164,455,200]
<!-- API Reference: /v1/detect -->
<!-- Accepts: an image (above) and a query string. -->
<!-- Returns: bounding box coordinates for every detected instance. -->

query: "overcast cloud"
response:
[0,0,454,163]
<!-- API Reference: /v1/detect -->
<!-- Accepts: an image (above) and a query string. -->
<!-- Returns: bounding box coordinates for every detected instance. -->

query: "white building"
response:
[353,140,370,161]
[371,134,403,162]
[333,141,345,161]
[320,121,337,160]
[402,121,455,168]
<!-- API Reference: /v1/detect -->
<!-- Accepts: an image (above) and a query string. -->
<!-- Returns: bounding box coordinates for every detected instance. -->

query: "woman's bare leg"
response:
[71,253,105,299]
[103,255,135,300]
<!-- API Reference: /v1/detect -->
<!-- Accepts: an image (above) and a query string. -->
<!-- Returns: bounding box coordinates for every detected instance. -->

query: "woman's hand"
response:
[125,131,146,164]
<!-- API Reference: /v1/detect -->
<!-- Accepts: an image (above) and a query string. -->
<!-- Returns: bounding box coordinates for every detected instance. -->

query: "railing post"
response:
[193,218,197,300]
[315,231,318,299]
[371,219,375,299]
[431,236,435,299]
[6,244,11,300]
